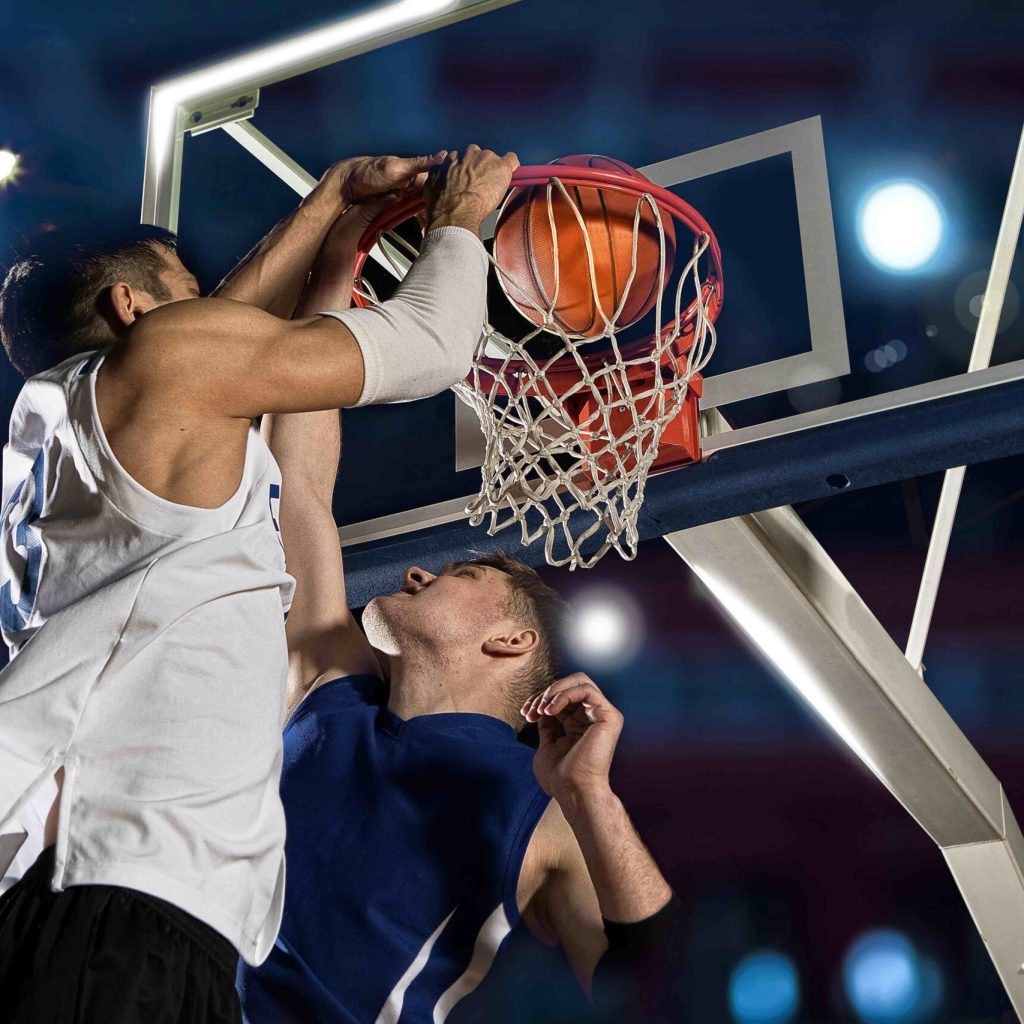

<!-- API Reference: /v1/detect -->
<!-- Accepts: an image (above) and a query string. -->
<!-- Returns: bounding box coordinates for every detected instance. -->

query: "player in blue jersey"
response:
[237,192,684,1023]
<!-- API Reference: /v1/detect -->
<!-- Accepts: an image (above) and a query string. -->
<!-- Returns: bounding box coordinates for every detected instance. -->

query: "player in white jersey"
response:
[0,146,518,1023]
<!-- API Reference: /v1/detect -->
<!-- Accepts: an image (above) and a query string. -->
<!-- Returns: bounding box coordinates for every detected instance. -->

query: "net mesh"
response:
[357,177,719,570]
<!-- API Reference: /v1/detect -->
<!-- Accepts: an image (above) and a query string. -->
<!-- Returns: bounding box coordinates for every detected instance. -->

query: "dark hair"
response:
[0,224,179,378]
[451,551,569,717]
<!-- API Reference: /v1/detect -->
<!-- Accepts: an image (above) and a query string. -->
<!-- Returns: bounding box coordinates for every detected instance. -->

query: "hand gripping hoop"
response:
[353,164,724,569]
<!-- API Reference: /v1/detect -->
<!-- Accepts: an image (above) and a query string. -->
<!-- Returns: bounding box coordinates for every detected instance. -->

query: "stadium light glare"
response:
[843,930,928,1023]
[568,587,643,669]
[0,150,19,185]
[729,950,800,1024]
[858,181,944,272]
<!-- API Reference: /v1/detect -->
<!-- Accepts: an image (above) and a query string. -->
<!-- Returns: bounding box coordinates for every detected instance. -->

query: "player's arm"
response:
[264,204,395,719]
[522,674,683,1011]
[122,147,518,420]
[212,153,443,318]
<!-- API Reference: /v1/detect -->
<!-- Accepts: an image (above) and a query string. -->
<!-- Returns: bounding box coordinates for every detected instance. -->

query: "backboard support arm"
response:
[905,123,1024,671]
[140,0,522,233]
[665,506,1024,1016]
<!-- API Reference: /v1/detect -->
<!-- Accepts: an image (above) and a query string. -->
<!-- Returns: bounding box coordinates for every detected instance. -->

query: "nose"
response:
[402,566,435,594]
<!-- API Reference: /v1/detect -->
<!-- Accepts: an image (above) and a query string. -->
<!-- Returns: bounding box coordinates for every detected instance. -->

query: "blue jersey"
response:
[237,675,549,1023]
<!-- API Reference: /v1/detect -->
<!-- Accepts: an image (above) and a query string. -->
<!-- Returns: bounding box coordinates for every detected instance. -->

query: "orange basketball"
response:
[494,155,677,339]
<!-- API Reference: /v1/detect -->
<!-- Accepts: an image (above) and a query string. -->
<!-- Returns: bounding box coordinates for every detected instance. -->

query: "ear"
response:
[483,627,539,659]
[106,281,152,331]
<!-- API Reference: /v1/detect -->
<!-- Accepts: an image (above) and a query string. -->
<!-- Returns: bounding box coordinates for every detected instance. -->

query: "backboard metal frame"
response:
[140,0,522,233]
[643,116,849,410]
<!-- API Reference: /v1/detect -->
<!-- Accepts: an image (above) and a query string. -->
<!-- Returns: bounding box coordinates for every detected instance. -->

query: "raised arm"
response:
[97,149,517,508]
[521,674,682,1012]
[122,147,517,419]
[212,154,442,317]
[265,203,393,719]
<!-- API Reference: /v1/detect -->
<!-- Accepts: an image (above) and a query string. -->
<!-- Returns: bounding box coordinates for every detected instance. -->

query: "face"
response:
[362,562,515,658]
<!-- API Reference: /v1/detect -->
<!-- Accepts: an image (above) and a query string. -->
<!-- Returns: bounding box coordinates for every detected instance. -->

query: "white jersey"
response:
[0,349,295,965]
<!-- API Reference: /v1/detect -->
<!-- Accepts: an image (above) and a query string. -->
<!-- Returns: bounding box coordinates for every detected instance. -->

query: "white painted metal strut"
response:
[665,506,1024,1016]
[219,120,408,277]
[905,124,1024,671]
[220,120,318,196]
[140,0,521,232]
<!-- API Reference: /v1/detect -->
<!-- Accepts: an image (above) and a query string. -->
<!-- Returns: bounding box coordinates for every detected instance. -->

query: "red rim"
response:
[353,165,723,397]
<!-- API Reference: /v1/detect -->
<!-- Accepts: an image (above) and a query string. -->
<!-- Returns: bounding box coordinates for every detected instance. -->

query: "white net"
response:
[358,176,719,570]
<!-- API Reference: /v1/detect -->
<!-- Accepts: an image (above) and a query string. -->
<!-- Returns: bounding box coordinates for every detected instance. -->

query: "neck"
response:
[385,647,510,724]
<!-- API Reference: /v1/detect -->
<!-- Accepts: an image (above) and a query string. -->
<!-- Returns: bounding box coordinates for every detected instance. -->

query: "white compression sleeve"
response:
[318,226,489,407]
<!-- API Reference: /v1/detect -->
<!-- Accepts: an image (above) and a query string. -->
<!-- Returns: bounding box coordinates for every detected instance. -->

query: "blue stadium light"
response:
[728,950,800,1024]
[857,181,945,273]
[842,929,940,1023]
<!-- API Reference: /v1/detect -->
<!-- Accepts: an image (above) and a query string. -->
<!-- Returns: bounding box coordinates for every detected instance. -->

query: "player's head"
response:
[0,223,196,378]
[363,552,568,721]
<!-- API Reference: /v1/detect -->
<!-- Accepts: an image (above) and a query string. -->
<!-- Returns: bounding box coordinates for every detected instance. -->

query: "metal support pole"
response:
[665,507,1024,1014]
[220,120,317,196]
[906,124,1024,670]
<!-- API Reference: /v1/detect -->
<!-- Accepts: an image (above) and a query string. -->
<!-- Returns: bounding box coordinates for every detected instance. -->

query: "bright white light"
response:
[858,182,944,272]
[0,150,18,183]
[729,950,800,1024]
[568,587,643,669]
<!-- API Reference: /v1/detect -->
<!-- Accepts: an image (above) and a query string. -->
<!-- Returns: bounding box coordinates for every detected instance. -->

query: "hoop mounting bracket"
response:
[186,89,261,137]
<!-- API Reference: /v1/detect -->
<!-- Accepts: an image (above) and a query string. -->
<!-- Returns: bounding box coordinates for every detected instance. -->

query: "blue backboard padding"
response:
[342,374,1024,607]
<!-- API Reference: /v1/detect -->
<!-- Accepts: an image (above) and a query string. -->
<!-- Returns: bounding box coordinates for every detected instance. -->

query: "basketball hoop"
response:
[353,160,723,569]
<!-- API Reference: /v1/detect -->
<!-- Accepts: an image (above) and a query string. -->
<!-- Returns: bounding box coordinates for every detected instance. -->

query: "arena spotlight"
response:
[567,586,644,669]
[0,150,19,186]
[858,181,944,272]
[843,929,929,1023]
[728,950,800,1024]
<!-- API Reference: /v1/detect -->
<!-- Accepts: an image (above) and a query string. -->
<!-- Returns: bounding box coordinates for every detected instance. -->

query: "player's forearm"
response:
[213,183,346,317]
[294,222,361,318]
[261,212,362,499]
[559,786,672,924]
[262,408,340,506]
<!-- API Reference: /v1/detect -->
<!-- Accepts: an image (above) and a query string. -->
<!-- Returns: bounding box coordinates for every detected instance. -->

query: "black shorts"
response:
[0,846,241,1024]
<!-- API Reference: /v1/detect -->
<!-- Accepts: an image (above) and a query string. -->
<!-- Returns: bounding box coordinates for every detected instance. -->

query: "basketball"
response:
[493,154,677,339]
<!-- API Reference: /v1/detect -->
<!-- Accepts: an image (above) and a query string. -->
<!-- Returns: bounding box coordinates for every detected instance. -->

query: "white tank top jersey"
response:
[0,349,295,965]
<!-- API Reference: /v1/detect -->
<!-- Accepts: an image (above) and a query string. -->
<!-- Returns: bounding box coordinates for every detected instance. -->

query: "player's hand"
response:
[317,195,398,261]
[323,153,447,206]
[424,145,519,234]
[522,673,624,806]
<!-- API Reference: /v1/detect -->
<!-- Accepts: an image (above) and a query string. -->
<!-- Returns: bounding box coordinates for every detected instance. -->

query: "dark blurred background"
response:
[2,0,1024,1020]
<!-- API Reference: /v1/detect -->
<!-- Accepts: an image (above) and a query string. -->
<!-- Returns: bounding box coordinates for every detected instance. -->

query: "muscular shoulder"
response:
[112,298,317,412]
[126,298,262,365]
